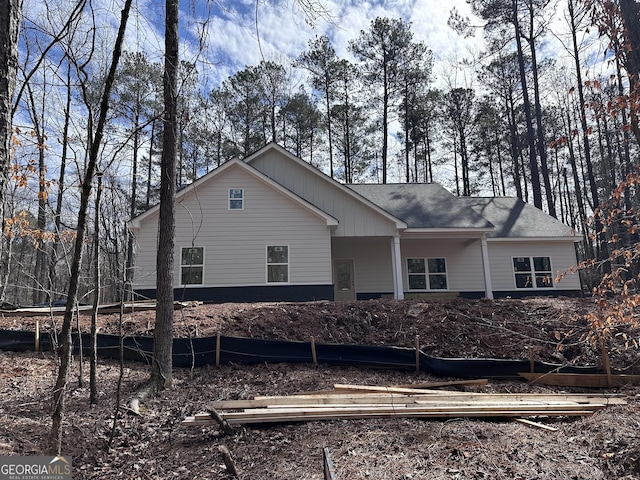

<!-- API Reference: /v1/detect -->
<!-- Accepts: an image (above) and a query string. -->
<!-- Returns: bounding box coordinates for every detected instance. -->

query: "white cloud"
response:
[185,0,480,88]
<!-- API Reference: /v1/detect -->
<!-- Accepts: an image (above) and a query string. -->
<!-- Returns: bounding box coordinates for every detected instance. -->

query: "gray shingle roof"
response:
[348,184,576,238]
[458,197,576,238]
[348,184,494,230]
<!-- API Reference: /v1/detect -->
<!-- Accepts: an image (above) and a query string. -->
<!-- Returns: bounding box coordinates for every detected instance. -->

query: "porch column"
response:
[391,235,404,300]
[481,235,494,300]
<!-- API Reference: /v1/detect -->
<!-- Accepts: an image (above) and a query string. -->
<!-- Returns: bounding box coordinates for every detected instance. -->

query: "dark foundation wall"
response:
[135,286,582,304]
[492,289,583,299]
[135,284,334,304]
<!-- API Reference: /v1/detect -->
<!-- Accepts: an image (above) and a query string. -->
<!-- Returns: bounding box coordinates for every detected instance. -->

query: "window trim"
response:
[512,256,554,289]
[228,188,244,210]
[180,246,205,286]
[406,257,448,291]
[266,245,289,284]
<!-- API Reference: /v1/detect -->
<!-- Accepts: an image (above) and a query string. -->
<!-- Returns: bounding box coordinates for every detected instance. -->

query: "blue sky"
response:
[123,0,483,90]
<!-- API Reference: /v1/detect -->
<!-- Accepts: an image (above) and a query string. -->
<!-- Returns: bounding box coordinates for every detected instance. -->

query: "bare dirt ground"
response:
[1,297,640,479]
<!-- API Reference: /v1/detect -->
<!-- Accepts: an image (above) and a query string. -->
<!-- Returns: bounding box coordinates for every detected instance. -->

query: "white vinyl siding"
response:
[331,237,394,294]
[131,226,159,289]
[250,152,399,237]
[487,241,581,291]
[401,239,485,292]
[133,165,332,288]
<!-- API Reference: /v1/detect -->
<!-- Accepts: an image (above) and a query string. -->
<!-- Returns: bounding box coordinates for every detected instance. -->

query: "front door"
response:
[334,259,355,301]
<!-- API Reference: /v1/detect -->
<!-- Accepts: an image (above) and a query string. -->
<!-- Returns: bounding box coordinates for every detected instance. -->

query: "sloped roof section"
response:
[348,184,494,230]
[458,197,577,238]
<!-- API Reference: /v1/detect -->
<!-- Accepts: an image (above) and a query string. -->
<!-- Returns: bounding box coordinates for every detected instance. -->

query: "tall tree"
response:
[51,0,133,454]
[296,35,340,177]
[464,0,544,209]
[224,65,267,157]
[443,88,476,196]
[398,41,433,182]
[280,89,323,161]
[112,51,162,294]
[349,17,414,184]
[520,0,556,217]
[588,0,640,145]
[0,0,22,232]
[331,59,371,183]
[151,0,178,390]
[24,78,49,305]
[479,53,525,198]
[257,60,288,145]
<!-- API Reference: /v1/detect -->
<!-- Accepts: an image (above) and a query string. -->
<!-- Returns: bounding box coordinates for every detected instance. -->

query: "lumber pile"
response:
[518,372,640,388]
[0,300,199,316]
[182,381,626,427]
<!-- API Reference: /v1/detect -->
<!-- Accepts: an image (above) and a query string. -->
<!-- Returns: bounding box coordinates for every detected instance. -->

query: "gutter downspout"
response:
[391,234,404,300]
[481,235,494,300]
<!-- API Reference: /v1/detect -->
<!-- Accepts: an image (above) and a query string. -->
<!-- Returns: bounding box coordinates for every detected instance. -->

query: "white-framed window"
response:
[181,246,204,285]
[267,245,289,283]
[513,256,553,289]
[229,188,244,210]
[407,258,448,290]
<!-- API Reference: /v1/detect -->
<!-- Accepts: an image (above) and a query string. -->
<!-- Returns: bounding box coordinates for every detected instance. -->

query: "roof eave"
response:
[401,227,494,238]
[487,235,583,242]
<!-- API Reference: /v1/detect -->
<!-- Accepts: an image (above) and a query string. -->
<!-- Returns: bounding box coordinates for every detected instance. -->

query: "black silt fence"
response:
[0,329,600,379]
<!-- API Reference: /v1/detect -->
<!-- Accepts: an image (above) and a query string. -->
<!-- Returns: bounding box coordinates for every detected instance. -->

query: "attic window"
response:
[407,258,448,290]
[229,188,244,210]
[513,256,553,288]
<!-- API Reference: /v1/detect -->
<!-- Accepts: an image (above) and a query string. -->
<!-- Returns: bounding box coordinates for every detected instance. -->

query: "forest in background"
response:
[1,0,640,309]
[3,0,640,456]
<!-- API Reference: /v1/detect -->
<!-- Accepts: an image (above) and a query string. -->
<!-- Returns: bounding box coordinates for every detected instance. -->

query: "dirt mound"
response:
[5,296,637,369]
[2,297,640,479]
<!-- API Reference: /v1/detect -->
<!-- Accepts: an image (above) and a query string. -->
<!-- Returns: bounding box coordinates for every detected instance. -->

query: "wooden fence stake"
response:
[311,337,318,365]
[323,447,337,480]
[216,332,221,367]
[600,337,612,388]
[529,347,535,373]
[218,445,240,478]
[415,335,420,373]
[35,320,40,352]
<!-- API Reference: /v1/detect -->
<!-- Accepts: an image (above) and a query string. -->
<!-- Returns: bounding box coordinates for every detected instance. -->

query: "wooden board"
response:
[215,390,626,411]
[518,372,640,388]
[190,384,627,428]
[0,300,195,317]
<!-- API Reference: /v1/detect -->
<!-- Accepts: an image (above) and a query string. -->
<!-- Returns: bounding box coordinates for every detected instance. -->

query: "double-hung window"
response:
[181,246,204,285]
[407,258,448,290]
[229,188,244,210]
[513,256,553,289]
[267,246,288,283]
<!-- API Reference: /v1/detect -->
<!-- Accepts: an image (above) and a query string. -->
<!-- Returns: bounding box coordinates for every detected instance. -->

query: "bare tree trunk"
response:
[50,0,132,455]
[525,1,555,217]
[0,0,22,262]
[151,0,179,390]
[47,63,72,304]
[512,0,542,210]
[25,81,49,305]
[90,173,102,405]
[618,0,640,146]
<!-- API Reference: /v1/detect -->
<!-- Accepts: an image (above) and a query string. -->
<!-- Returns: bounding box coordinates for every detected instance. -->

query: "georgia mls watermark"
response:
[0,456,72,480]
